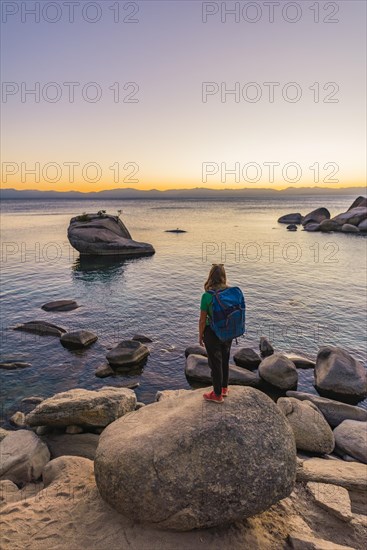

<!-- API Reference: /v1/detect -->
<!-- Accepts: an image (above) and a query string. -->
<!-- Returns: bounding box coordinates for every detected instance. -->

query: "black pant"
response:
[203,325,232,396]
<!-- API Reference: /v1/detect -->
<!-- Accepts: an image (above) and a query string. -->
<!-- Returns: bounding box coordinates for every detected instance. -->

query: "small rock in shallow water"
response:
[106,340,149,368]
[95,364,115,378]
[132,334,153,343]
[259,336,274,358]
[41,300,79,312]
[0,361,31,370]
[286,224,297,231]
[60,330,98,350]
[13,321,66,337]
[233,348,261,370]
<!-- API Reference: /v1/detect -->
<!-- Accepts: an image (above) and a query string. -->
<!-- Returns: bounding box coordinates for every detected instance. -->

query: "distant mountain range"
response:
[1,186,366,200]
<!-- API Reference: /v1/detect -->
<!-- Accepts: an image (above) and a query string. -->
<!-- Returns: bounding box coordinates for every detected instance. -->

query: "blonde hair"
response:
[204,264,228,291]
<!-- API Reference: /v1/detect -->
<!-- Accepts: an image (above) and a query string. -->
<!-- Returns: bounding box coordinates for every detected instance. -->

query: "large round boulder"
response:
[302,207,330,226]
[13,320,66,337]
[333,420,367,464]
[0,430,50,485]
[94,386,297,531]
[67,213,155,256]
[277,397,334,454]
[258,353,298,390]
[358,218,367,231]
[26,387,136,428]
[314,346,367,404]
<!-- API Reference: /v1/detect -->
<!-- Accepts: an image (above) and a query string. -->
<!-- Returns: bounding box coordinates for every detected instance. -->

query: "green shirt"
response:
[200,292,213,325]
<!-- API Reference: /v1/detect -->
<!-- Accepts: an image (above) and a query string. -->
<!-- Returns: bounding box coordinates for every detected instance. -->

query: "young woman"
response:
[199,264,232,403]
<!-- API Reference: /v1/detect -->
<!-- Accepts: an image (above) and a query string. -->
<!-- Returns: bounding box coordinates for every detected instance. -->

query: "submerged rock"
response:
[132,334,153,343]
[25,387,136,428]
[334,420,367,464]
[258,353,298,390]
[185,354,260,387]
[165,229,187,233]
[106,340,150,368]
[60,330,98,349]
[41,300,79,312]
[0,430,50,485]
[13,321,66,337]
[67,212,155,256]
[286,391,367,427]
[94,386,297,530]
[314,346,367,403]
[0,361,31,370]
[277,397,334,454]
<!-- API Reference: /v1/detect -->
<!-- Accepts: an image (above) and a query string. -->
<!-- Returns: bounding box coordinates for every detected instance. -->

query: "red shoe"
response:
[222,387,229,397]
[203,390,224,404]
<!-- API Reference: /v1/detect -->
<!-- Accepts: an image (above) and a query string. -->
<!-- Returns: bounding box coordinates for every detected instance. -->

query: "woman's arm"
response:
[199,310,207,346]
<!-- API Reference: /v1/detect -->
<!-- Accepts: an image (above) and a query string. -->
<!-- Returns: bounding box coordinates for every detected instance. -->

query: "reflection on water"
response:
[72,254,154,282]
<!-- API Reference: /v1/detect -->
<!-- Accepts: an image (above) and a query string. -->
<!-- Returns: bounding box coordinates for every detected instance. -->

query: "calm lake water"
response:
[1,196,366,424]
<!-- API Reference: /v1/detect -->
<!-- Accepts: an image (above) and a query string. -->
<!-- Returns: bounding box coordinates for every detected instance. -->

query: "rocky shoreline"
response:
[278,196,367,233]
[1,336,366,549]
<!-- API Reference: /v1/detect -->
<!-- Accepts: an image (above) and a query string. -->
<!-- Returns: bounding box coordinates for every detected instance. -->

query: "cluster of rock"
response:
[186,338,366,404]
[67,212,155,256]
[1,384,366,548]
[278,196,367,233]
[9,301,153,375]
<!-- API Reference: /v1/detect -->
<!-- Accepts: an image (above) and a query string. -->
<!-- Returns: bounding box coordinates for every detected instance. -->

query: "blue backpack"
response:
[208,287,246,342]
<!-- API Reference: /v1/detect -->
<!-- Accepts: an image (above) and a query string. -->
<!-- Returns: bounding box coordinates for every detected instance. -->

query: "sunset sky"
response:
[1,0,366,191]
